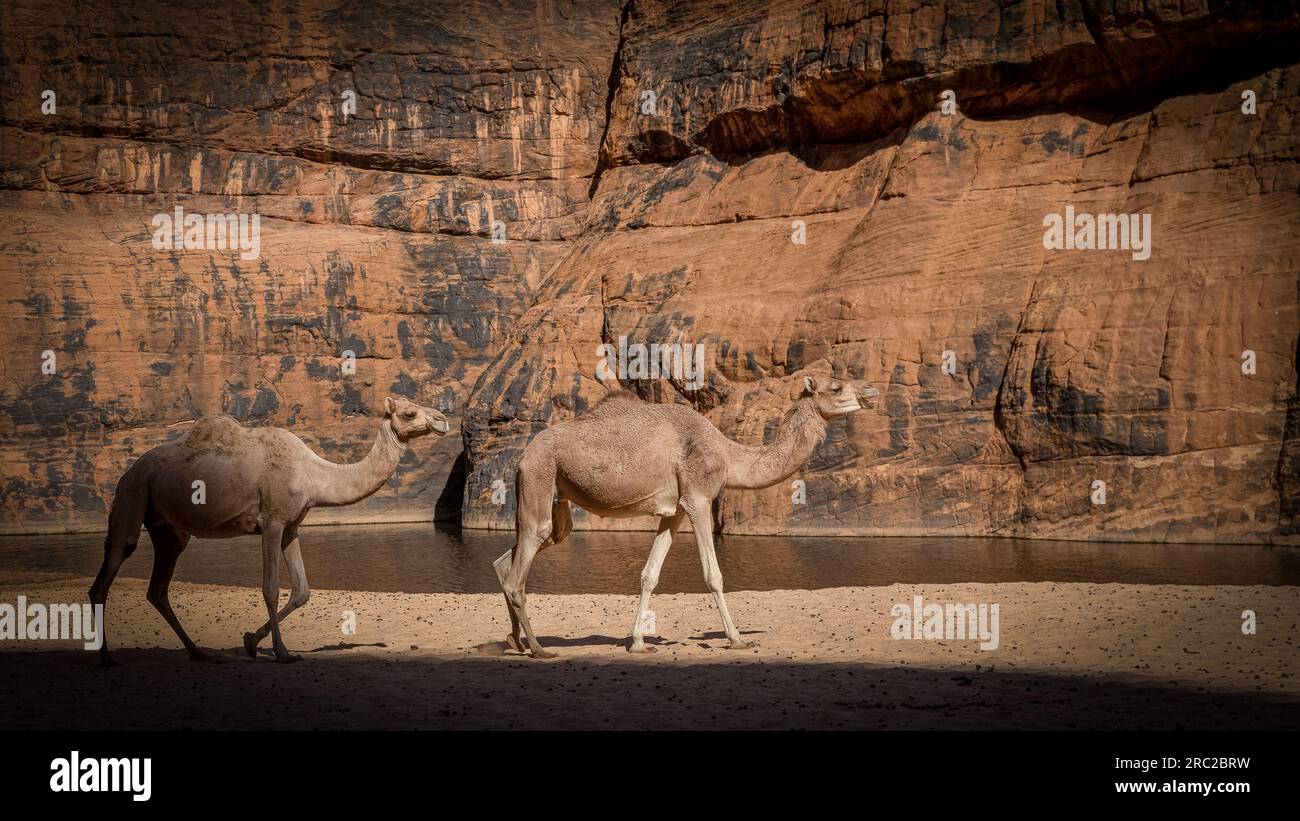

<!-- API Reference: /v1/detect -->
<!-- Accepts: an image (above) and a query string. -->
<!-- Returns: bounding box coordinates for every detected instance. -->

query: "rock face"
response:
[460,0,1300,544]
[0,0,621,532]
[2,1,1298,543]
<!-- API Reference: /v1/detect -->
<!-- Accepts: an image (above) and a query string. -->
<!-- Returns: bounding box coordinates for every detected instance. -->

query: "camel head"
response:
[383,396,450,441]
[801,375,880,418]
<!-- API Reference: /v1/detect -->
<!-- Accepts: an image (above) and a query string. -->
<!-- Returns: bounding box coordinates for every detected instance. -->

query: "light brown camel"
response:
[494,373,879,657]
[90,396,448,665]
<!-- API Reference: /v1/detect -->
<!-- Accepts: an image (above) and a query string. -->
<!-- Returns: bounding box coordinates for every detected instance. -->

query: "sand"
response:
[1,572,1296,730]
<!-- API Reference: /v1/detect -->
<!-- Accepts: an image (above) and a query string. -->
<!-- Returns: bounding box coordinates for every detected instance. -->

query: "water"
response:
[2,524,1298,593]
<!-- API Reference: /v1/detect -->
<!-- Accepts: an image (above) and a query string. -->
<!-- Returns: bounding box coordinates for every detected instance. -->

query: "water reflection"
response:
[2,524,1297,594]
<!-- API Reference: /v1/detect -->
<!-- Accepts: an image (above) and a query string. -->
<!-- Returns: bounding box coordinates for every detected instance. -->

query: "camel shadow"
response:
[305,641,389,653]
[539,634,667,648]
[472,634,672,656]
[687,630,765,642]
[237,641,388,659]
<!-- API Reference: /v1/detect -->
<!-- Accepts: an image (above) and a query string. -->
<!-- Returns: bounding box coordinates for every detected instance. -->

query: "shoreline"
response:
[4,520,1297,547]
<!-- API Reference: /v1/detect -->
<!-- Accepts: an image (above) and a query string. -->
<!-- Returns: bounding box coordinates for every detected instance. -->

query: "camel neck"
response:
[722,397,827,490]
[309,418,407,507]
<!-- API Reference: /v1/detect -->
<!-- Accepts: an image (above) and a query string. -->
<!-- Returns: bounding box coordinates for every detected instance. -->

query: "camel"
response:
[493,372,879,657]
[89,396,449,665]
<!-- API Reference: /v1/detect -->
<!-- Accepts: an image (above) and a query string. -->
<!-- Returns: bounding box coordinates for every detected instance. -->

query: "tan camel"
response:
[494,372,879,657]
[90,397,448,665]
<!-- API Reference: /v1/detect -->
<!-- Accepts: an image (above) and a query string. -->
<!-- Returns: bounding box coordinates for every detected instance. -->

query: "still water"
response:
[2,524,1298,593]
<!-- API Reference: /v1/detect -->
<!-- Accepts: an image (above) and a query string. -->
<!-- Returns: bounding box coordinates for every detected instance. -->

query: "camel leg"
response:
[684,497,752,650]
[90,466,150,667]
[499,497,568,652]
[500,533,553,658]
[497,458,558,659]
[88,532,139,667]
[244,537,309,657]
[143,522,207,662]
[492,549,523,651]
[629,511,683,653]
[258,521,298,663]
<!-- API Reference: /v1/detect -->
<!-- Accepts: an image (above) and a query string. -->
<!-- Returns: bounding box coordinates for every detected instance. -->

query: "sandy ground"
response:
[1,572,1296,730]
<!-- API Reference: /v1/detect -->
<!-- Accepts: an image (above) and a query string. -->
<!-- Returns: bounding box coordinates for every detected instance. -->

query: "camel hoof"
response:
[726,640,758,650]
[188,649,217,663]
[242,632,260,658]
[505,634,526,653]
[530,648,558,660]
[627,643,657,654]
[274,653,303,664]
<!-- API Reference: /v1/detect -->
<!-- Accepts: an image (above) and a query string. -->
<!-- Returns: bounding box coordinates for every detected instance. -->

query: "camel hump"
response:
[191,413,243,428]
[593,389,641,408]
[180,414,248,448]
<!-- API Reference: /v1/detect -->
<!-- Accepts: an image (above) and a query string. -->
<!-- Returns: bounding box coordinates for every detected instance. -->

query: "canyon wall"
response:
[2,1,1298,542]
[0,0,621,532]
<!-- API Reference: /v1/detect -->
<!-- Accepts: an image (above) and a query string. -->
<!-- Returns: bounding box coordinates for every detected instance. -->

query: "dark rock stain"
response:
[878,363,912,458]
[388,372,420,398]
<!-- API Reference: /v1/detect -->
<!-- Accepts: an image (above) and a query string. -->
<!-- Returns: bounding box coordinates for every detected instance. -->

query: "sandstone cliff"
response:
[2,1,1297,542]
[0,0,620,531]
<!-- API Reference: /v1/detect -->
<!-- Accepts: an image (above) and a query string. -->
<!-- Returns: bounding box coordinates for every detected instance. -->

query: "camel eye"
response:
[402,411,416,420]
[832,383,842,392]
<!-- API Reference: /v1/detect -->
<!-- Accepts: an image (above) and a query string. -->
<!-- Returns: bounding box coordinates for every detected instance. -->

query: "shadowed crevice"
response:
[587,0,635,200]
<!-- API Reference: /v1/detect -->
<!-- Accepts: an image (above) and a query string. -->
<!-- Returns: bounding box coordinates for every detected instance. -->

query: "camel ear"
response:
[802,375,817,396]
[384,396,396,416]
